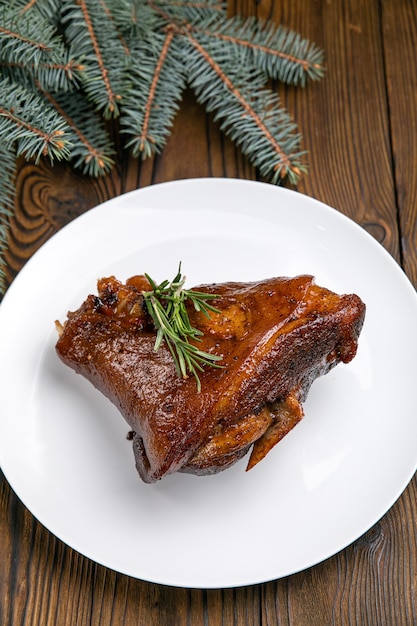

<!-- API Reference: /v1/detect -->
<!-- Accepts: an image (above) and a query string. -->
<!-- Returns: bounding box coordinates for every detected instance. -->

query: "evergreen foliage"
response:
[0,143,16,294]
[0,0,325,294]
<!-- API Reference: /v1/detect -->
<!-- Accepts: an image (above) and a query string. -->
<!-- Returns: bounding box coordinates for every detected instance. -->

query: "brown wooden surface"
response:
[1,1,417,624]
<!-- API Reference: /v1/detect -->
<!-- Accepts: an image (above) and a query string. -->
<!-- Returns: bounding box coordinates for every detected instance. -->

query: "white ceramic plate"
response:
[1,178,416,589]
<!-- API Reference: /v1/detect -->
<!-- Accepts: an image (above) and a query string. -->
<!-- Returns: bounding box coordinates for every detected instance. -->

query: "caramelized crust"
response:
[55,275,365,483]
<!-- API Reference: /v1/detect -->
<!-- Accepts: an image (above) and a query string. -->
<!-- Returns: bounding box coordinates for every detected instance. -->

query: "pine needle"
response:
[121,30,186,158]
[0,0,326,293]
[0,143,16,296]
[0,77,72,162]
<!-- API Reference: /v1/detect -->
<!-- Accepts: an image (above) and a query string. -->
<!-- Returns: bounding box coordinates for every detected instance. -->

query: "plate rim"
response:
[1,177,416,588]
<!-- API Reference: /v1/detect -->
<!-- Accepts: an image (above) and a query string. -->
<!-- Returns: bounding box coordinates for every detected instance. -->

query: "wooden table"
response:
[1,1,416,624]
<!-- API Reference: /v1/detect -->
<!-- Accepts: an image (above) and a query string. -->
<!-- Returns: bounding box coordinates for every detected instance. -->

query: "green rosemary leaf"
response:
[142,263,223,391]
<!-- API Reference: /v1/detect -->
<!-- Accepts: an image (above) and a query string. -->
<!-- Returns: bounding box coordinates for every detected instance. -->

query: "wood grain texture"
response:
[267,0,400,258]
[381,0,417,286]
[1,1,416,625]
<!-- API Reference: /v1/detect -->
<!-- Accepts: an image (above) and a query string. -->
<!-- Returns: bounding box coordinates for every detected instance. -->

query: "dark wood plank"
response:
[382,0,417,286]
[2,90,251,290]
[1,1,416,625]
[0,49,257,626]
[255,2,416,625]
[268,0,399,257]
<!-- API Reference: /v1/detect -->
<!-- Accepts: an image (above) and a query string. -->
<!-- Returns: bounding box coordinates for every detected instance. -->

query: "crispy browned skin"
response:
[55,275,365,483]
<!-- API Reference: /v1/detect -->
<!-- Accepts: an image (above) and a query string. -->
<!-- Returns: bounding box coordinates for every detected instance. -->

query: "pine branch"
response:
[104,0,164,41]
[61,0,129,118]
[0,143,16,296]
[0,51,85,92]
[121,30,187,158]
[192,16,325,86]
[91,0,132,55]
[150,0,226,26]
[0,77,72,163]
[15,0,63,27]
[40,88,115,176]
[0,0,327,295]
[0,2,84,91]
[0,4,66,69]
[183,29,305,183]
[32,53,85,90]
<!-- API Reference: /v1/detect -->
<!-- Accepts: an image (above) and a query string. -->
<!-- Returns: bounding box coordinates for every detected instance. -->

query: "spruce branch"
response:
[91,0,132,55]
[33,53,85,91]
[192,16,325,86]
[183,29,305,182]
[0,143,16,295]
[150,0,226,26]
[17,0,63,27]
[121,30,187,158]
[61,0,128,118]
[0,2,83,91]
[0,52,85,92]
[0,5,66,68]
[0,0,326,296]
[40,88,115,176]
[105,0,164,41]
[0,77,72,163]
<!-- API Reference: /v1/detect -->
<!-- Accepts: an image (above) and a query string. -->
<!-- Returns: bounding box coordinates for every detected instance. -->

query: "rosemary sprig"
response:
[141,264,223,391]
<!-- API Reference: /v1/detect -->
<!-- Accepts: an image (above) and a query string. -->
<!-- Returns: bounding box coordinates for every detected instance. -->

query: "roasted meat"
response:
[55,274,365,483]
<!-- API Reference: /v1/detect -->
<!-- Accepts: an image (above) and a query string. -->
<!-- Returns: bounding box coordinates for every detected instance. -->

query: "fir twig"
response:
[0,77,71,162]
[183,29,305,182]
[121,30,187,158]
[0,53,85,92]
[61,0,128,118]
[192,16,325,86]
[0,143,16,296]
[0,6,66,68]
[40,87,115,175]
[17,0,63,26]
[0,0,326,296]
[104,0,163,41]
[150,0,226,25]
